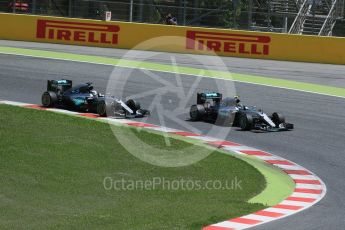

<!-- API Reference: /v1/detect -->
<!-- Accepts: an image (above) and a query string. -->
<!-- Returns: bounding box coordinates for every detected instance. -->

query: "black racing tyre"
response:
[239,113,253,131]
[126,99,140,113]
[190,104,205,121]
[97,100,108,117]
[272,112,285,125]
[41,91,57,107]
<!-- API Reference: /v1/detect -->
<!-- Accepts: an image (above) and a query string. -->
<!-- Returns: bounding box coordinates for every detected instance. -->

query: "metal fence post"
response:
[268,0,272,30]
[233,0,239,28]
[248,0,253,29]
[12,0,16,13]
[138,0,143,22]
[130,0,134,22]
[284,0,288,32]
[32,0,36,14]
[68,0,72,17]
[183,0,187,25]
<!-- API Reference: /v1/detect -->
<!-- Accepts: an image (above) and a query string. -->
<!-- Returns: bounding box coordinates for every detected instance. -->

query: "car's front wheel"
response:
[272,112,285,126]
[42,91,57,107]
[126,99,140,113]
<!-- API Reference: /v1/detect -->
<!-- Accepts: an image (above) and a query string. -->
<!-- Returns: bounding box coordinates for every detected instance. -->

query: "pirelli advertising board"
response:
[1,13,345,64]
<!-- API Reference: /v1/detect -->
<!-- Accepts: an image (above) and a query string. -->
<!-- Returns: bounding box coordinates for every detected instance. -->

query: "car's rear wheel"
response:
[41,91,57,107]
[272,112,285,125]
[190,104,205,121]
[239,113,253,131]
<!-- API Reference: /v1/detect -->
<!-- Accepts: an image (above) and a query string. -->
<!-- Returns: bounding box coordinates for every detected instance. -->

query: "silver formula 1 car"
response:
[189,92,294,131]
[41,79,150,118]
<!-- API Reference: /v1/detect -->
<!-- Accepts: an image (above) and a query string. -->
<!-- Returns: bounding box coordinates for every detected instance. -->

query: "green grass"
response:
[0,105,266,230]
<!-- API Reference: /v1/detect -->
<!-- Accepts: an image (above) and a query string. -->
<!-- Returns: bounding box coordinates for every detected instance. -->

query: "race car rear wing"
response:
[47,79,72,93]
[197,92,222,104]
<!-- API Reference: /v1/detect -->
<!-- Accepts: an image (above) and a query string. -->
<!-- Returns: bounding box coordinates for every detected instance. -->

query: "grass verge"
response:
[0,105,266,230]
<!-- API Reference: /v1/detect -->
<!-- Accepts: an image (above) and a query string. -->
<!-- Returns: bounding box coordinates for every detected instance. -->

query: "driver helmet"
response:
[234,96,240,104]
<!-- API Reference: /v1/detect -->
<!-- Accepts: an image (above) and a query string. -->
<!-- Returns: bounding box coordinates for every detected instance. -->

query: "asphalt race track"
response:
[1,41,345,229]
[1,40,345,88]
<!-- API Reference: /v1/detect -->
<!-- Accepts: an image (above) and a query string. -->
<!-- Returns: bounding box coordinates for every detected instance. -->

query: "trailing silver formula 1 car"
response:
[189,92,294,131]
[41,79,150,118]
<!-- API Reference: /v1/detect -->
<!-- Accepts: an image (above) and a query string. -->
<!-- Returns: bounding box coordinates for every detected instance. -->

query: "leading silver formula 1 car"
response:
[190,92,293,131]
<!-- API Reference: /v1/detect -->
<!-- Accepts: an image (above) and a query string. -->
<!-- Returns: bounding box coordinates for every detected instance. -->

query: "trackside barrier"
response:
[0,13,345,64]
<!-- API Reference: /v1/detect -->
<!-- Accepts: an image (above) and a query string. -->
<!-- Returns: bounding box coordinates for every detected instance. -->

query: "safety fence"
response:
[0,0,253,29]
[1,0,344,36]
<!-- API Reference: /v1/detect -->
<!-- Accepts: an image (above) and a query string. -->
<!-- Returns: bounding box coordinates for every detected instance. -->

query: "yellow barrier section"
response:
[1,13,345,64]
